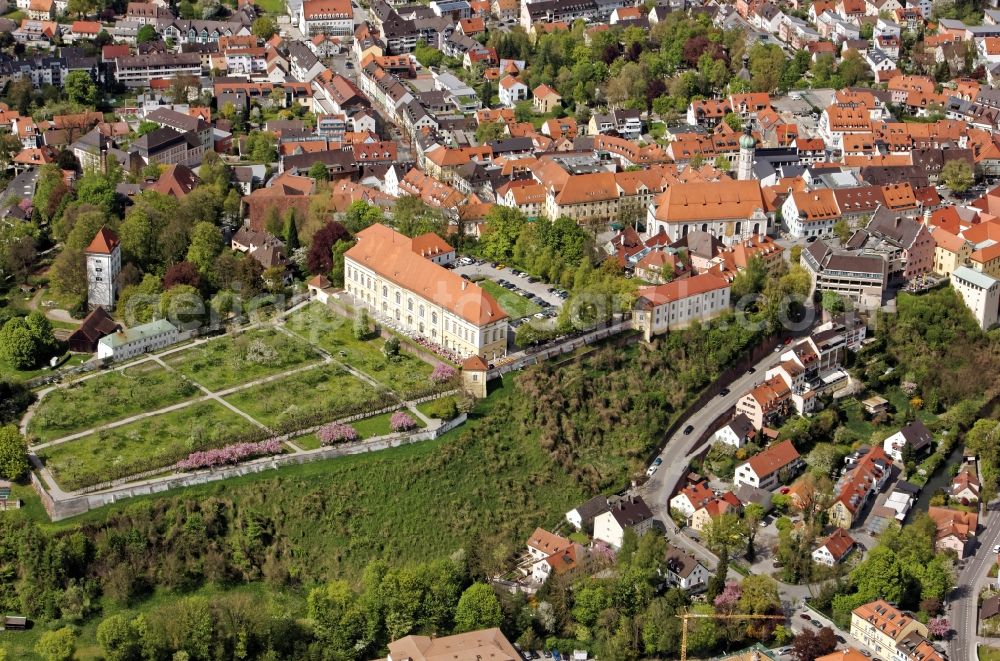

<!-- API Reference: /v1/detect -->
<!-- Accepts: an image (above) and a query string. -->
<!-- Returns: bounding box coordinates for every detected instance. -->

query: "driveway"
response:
[453,262,565,308]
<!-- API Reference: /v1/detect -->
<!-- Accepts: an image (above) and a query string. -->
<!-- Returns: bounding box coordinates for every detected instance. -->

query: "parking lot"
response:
[453,261,567,311]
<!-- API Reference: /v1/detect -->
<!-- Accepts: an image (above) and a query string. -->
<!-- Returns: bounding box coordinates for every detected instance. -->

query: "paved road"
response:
[640,347,786,519]
[952,502,1000,661]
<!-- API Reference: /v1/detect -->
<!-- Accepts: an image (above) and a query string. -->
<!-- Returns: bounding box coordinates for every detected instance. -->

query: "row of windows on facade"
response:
[349,282,502,345]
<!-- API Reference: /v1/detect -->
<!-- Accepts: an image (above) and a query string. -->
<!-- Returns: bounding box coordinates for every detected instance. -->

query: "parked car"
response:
[646,465,658,477]
[719,388,730,397]
[835,635,846,644]
[653,457,662,466]
[746,367,756,374]
[799,614,810,621]
[810,620,822,628]
[683,425,695,435]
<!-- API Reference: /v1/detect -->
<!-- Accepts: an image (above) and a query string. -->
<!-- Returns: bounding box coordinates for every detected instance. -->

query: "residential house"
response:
[593,495,654,549]
[565,495,609,533]
[882,419,933,463]
[850,601,929,660]
[386,629,519,661]
[531,542,588,584]
[661,545,709,592]
[146,164,199,198]
[712,413,757,449]
[689,492,742,532]
[735,375,792,430]
[952,463,980,503]
[930,226,972,276]
[533,84,561,113]
[669,480,714,519]
[733,440,802,490]
[928,506,977,558]
[812,528,856,566]
[498,75,528,108]
[828,446,893,529]
[526,527,570,562]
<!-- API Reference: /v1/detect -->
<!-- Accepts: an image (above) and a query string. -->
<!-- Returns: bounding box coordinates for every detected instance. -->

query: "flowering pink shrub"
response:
[713,581,742,610]
[928,617,951,638]
[176,439,283,471]
[430,364,458,384]
[318,422,358,445]
[390,410,417,432]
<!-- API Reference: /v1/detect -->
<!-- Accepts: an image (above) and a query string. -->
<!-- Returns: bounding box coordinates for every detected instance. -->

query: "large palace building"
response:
[344,223,508,360]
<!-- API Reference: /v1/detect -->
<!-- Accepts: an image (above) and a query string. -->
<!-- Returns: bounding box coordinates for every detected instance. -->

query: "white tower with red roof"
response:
[85,226,121,309]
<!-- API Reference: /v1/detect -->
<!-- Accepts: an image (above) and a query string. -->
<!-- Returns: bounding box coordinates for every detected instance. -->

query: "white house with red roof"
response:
[498,75,528,108]
[85,226,121,310]
[812,528,856,566]
[733,439,803,490]
[631,272,731,341]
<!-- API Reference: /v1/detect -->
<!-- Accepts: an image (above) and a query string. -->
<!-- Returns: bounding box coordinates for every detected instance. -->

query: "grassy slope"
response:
[54,380,583,576]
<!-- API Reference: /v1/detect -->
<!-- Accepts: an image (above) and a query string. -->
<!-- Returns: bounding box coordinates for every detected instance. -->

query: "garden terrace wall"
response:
[34,414,468,521]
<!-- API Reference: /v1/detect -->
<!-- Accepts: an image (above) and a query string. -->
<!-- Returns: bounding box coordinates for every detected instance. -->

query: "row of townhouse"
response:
[734,316,863,430]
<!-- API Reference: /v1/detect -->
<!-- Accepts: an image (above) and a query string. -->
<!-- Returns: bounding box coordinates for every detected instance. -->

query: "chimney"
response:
[461,280,467,290]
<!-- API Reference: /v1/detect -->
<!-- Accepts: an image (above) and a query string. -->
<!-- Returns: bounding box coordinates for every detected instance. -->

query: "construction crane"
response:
[677,612,786,661]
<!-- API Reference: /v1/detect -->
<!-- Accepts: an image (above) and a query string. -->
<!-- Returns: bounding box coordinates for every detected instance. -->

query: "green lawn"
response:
[0,352,89,386]
[478,280,542,319]
[28,363,199,442]
[37,401,258,491]
[163,327,319,390]
[292,432,321,450]
[223,364,391,428]
[837,397,876,441]
[255,0,286,13]
[979,646,1000,661]
[285,304,435,397]
[352,410,425,439]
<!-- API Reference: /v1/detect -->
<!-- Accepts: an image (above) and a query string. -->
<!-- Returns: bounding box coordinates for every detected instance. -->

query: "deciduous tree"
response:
[454,583,502,632]
[0,424,27,480]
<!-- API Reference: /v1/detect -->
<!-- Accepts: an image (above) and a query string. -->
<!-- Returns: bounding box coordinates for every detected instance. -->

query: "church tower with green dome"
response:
[737,124,755,181]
